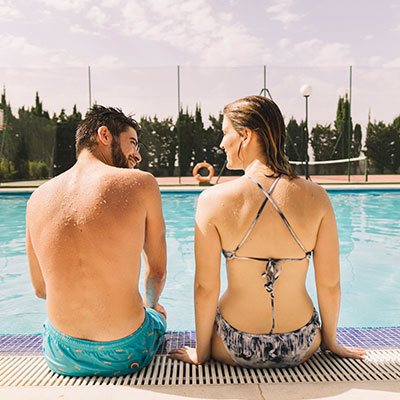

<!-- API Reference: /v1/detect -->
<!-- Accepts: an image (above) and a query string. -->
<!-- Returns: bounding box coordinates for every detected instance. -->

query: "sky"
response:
[1,0,400,139]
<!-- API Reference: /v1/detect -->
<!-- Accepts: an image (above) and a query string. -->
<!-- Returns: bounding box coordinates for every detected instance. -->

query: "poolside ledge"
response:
[1,174,400,191]
[1,380,400,399]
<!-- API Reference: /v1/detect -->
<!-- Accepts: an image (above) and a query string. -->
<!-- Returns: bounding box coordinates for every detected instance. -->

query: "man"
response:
[26,106,167,377]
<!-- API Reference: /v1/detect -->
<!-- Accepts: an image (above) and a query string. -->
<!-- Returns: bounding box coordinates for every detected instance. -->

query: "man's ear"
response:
[97,126,112,146]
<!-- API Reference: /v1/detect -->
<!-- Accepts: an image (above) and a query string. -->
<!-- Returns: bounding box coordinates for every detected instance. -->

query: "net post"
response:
[215,160,227,184]
[305,96,309,180]
[264,65,266,95]
[347,65,353,182]
[177,65,182,185]
[0,109,6,159]
[88,65,92,109]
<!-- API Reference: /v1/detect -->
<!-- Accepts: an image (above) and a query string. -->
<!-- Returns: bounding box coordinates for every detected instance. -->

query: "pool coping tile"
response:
[1,327,399,356]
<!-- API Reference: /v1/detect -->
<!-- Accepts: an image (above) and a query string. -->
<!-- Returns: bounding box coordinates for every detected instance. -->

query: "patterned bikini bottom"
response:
[215,307,320,368]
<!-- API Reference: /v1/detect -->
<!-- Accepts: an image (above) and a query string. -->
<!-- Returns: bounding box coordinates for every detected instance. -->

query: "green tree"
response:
[176,108,196,176]
[53,105,82,176]
[352,124,362,157]
[205,112,226,175]
[14,105,57,176]
[192,105,207,165]
[330,94,361,160]
[0,158,16,180]
[0,86,18,163]
[285,118,306,161]
[31,92,50,119]
[139,116,177,176]
[364,120,400,173]
[310,123,335,161]
[13,137,29,179]
[391,116,400,172]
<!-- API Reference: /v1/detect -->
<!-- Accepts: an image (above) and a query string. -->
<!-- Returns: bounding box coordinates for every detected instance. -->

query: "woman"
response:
[169,96,365,367]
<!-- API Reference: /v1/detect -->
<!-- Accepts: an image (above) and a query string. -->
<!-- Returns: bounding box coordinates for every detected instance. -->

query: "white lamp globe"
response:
[300,84,312,97]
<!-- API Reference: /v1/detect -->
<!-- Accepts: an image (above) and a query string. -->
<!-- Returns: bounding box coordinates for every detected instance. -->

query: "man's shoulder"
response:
[116,169,158,189]
[27,175,61,206]
[104,169,160,201]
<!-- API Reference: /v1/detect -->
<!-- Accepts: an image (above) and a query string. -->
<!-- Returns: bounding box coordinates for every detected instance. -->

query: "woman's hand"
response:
[168,346,201,365]
[321,341,366,360]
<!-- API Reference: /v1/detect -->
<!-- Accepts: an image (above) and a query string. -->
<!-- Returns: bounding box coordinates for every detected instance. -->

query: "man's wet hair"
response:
[75,105,141,155]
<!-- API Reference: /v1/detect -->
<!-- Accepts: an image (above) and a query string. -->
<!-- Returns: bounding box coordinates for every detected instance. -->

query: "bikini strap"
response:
[245,175,308,255]
[232,175,282,253]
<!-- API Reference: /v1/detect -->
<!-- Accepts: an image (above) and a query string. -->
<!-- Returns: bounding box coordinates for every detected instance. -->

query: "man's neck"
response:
[78,148,111,166]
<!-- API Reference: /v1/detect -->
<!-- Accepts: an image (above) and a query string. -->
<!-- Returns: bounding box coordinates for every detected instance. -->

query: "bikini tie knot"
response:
[261,259,282,294]
[222,249,235,260]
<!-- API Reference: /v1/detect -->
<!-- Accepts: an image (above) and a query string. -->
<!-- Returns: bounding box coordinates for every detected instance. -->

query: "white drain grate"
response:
[1,350,399,387]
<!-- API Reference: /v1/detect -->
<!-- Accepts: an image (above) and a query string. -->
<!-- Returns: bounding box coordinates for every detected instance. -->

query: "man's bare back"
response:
[26,107,166,347]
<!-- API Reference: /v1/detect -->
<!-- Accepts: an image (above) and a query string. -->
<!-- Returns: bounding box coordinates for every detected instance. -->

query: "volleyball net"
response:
[289,156,368,181]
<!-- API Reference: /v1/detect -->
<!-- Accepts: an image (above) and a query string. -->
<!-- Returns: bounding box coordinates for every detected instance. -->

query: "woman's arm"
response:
[169,189,222,364]
[313,188,365,359]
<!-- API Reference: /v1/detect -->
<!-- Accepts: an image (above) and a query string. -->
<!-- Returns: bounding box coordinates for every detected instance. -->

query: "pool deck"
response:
[0,174,400,192]
[1,329,400,399]
[1,176,400,398]
[1,381,399,399]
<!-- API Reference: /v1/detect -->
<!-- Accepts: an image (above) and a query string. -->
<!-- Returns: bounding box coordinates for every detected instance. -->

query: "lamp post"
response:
[300,84,312,180]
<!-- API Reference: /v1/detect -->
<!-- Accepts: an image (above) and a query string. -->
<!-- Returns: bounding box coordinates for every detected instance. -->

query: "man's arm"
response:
[26,214,46,300]
[142,175,167,310]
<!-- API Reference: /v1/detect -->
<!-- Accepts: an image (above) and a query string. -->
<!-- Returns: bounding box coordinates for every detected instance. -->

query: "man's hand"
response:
[168,346,200,365]
[148,303,167,320]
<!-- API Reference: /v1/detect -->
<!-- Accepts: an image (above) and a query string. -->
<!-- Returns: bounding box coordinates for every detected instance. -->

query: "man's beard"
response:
[111,137,130,169]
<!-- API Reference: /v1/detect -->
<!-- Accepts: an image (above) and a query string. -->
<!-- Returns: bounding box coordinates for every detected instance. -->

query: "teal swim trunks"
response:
[42,308,166,377]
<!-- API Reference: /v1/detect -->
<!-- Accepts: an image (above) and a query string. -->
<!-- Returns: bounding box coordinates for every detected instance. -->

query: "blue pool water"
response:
[0,189,399,334]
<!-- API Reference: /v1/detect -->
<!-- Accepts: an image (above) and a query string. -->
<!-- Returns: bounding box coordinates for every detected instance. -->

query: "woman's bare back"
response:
[210,174,327,334]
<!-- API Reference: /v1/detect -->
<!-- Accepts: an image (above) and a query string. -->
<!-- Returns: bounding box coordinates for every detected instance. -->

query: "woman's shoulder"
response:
[197,177,247,217]
[286,176,332,210]
[199,177,247,201]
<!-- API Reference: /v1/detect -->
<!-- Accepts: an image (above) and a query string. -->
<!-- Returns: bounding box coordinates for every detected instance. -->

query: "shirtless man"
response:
[26,106,167,377]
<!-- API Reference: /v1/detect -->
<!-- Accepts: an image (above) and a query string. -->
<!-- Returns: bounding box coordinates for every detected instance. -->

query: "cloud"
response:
[0,33,120,68]
[266,0,304,25]
[366,56,382,67]
[70,25,101,36]
[383,57,400,68]
[278,38,291,49]
[292,39,353,66]
[392,24,400,32]
[0,34,47,58]
[115,0,268,66]
[91,55,123,68]
[87,6,107,24]
[101,0,122,6]
[365,34,374,40]
[0,0,22,21]
[36,0,92,12]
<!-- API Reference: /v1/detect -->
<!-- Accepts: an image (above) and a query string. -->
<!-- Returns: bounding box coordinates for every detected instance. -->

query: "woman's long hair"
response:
[223,95,296,179]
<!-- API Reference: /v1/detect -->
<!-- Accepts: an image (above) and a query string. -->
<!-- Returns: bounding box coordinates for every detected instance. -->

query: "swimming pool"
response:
[0,189,399,334]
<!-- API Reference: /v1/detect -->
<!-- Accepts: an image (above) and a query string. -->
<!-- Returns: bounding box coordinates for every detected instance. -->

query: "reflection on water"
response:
[0,191,399,333]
